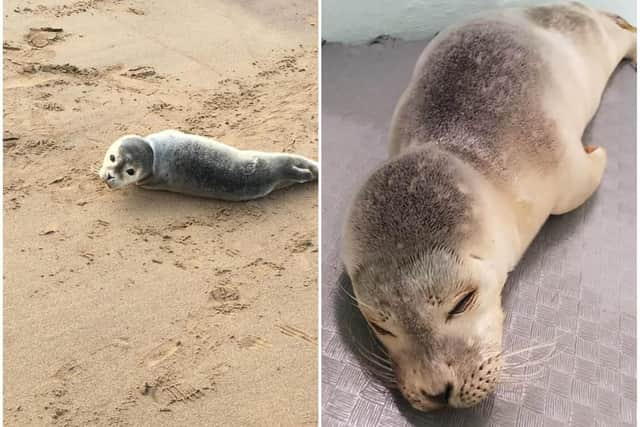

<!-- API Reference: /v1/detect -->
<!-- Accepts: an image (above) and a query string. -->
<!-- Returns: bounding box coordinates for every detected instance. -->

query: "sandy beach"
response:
[3,0,317,425]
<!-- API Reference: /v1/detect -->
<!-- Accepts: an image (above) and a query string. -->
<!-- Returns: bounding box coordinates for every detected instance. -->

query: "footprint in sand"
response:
[140,375,209,407]
[143,339,182,368]
[238,335,271,350]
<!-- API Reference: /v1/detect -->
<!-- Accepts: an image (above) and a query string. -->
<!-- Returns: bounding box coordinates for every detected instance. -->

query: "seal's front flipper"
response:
[584,144,599,154]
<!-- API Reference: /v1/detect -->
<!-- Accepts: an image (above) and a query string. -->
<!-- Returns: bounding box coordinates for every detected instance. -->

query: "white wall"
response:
[322,0,637,44]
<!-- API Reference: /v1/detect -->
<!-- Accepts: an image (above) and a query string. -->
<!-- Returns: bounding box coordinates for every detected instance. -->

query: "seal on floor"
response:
[342,2,636,411]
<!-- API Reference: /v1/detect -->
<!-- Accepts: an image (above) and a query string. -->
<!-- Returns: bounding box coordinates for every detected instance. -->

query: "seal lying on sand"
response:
[342,2,636,411]
[99,129,318,201]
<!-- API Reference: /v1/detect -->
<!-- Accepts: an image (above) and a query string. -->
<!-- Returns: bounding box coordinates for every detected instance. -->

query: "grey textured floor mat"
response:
[321,39,636,426]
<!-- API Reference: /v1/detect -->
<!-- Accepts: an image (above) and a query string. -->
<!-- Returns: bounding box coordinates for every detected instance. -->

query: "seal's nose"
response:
[106,173,113,180]
[421,382,453,405]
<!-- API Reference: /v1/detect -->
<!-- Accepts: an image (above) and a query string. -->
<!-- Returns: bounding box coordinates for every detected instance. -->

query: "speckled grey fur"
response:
[391,18,562,181]
[115,130,317,201]
[349,148,473,266]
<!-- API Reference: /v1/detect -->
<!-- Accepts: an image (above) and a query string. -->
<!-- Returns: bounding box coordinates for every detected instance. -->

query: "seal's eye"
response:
[110,154,115,162]
[370,322,396,337]
[126,168,135,176]
[448,290,476,319]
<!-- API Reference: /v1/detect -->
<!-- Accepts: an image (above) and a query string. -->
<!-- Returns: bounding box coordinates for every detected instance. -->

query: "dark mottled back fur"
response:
[349,148,474,266]
[395,19,560,180]
[155,141,281,200]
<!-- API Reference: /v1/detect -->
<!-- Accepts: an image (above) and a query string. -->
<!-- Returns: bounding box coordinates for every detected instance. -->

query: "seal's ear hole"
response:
[110,154,116,162]
[126,168,135,176]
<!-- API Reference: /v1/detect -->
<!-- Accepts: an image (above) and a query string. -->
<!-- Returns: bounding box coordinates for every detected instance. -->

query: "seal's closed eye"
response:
[447,289,476,319]
[370,322,396,337]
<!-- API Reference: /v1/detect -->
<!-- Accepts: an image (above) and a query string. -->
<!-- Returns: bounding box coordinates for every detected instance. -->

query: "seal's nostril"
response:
[444,382,453,402]
[421,382,454,405]
[107,173,113,180]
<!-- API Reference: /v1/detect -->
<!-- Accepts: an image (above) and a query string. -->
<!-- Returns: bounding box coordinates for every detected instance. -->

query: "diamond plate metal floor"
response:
[321,39,636,427]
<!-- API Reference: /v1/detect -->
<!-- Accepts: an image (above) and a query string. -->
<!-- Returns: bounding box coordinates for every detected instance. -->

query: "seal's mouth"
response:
[98,169,116,188]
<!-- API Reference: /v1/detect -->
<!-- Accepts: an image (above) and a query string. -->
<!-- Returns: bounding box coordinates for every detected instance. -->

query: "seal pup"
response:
[342,2,635,411]
[98,129,318,201]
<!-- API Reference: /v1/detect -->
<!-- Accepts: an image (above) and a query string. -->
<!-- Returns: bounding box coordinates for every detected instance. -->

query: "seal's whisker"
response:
[360,345,393,368]
[355,346,394,373]
[370,338,390,357]
[338,284,380,315]
[500,367,547,380]
[358,362,397,385]
[501,340,556,359]
[498,367,547,383]
[345,311,395,381]
[503,340,557,363]
[500,333,570,379]
[338,284,359,302]
[502,363,549,377]
[358,334,390,360]
[367,375,398,389]
[479,349,502,362]
[347,319,398,389]
[339,285,363,309]
[502,345,560,370]
[362,322,391,357]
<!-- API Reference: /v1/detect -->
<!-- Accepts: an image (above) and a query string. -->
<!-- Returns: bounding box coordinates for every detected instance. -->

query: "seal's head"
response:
[342,149,505,411]
[99,135,153,188]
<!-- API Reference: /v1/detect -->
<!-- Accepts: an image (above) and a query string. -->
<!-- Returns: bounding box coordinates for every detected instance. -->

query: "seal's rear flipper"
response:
[613,15,637,33]
[291,166,316,182]
[615,15,639,69]
[287,157,318,183]
[598,11,637,69]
